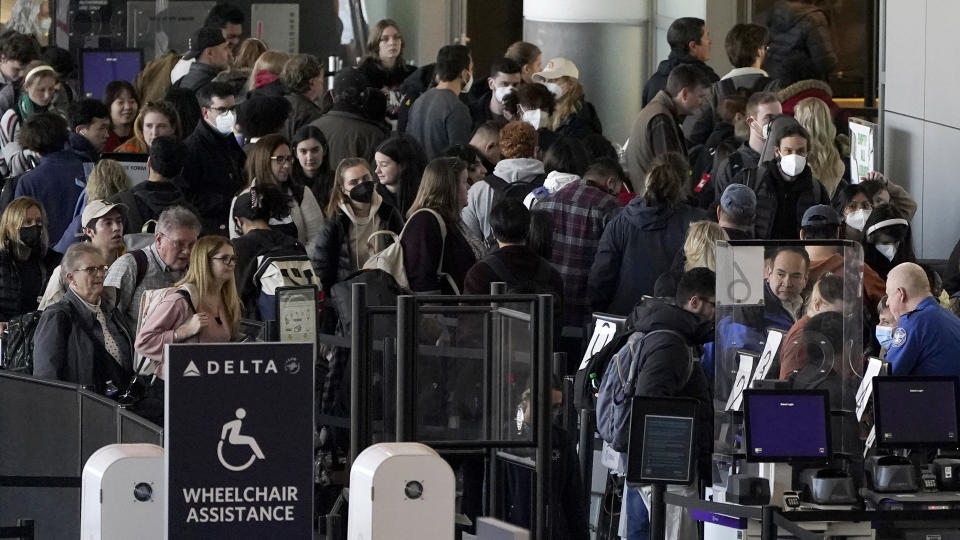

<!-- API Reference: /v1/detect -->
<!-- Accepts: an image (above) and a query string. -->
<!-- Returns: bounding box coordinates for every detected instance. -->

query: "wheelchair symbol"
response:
[217,408,265,472]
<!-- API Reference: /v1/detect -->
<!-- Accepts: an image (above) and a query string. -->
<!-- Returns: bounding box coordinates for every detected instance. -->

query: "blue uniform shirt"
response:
[887,296,960,376]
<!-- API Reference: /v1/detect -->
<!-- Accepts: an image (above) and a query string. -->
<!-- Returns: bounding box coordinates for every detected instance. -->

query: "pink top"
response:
[135,286,233,378]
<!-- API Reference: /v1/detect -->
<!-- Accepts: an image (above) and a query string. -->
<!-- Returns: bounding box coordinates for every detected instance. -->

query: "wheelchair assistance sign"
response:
[164,342,314,539]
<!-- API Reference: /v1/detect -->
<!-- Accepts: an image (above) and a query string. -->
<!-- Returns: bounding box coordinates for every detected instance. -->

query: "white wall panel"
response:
[924,0,960,129]
[884,0,925,118]
[883,112,925,256]
[920,122,960,259]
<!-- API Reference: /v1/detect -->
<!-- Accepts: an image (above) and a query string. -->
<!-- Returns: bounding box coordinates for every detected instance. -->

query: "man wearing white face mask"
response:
[407,44,474,159]
[180,81,245,236]
[738,122,829,239]
[713,92,781,202]
[469,57,522,130]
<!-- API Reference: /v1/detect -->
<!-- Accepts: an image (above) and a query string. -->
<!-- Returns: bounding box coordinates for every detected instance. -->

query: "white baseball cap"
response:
[533,57,579,82]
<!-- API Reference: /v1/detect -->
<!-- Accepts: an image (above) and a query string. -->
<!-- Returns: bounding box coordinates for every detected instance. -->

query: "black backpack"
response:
[1,310,42,373]
[484,172,548,208]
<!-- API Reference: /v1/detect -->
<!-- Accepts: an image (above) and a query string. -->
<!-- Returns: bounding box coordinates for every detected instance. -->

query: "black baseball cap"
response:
[185,26,226,60]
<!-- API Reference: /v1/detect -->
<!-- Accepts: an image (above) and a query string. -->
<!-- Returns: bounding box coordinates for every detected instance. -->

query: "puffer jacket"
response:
[763,0,837,84]
[311,194,403,292]
[588,197,706,315]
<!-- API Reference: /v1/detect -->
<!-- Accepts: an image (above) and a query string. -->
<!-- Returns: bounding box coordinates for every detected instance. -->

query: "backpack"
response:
[363,208,459,294]
[596,329,692,452]
[485,172,548,207]
[253,243,321,320]
[1,310,42,372]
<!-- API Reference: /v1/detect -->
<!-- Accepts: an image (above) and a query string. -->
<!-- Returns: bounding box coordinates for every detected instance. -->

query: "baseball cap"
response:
[533,58,579,82]
[801,204,841,227]
[184,26,226,60]
[81,200,127,228]
[720,184,756,217]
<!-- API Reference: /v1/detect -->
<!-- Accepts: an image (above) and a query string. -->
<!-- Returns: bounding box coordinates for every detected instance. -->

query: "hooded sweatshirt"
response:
[339,191,384,269]
[588,197,705,315]
[524,171,580,209]
[461,157,545,241]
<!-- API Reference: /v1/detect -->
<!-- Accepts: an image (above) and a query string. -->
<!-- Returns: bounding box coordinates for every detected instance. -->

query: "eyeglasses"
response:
[210,255,239,265]
[75,265,110,275]
[270,155,295,164]
[159,232,196,252]
[209,105,235,114]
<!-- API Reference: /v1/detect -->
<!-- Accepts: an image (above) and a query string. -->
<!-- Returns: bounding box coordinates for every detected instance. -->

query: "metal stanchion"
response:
[650,483,667,540]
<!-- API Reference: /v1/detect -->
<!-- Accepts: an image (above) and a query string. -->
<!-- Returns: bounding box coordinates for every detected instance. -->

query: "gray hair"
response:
[156,206,201,236]
[60,242,102,289]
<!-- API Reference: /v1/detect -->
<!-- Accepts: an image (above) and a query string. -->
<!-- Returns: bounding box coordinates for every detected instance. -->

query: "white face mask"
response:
[778,153,806,177]
[875,242,899,261]
[461,71,474,93]
[522,108,548,130]
[494,86,514,104]
[751,119,770,140]
[845,208,871,231]
[215,110,236,135]
[544,81,564,100]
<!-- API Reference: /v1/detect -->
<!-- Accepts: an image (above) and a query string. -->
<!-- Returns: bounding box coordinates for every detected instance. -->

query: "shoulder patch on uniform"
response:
[892,327,907,348]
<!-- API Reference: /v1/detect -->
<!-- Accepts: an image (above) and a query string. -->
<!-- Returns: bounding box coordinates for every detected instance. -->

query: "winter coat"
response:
[626,90,687,190]
[642,51,719,107]
[589,198,706,315]
[15,149,86,242]
[178,119,246,236]
[0,245,44,320]
[309,107,389,168]
[763,0,837,85]
[683,67,780,146]
[284,92,324,141]
[555,100,603,139]
[311,194,403,292]
[733,160,829,240]
[629,298,715,477]
[109,180,193,234]
[177,61,221,92]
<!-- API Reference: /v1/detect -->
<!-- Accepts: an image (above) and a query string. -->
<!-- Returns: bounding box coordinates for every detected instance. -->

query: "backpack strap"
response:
[483,174,508,193]
[132,248,149,287]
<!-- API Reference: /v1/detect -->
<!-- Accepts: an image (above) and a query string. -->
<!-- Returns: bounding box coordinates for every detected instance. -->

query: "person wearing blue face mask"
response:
[874,295,896,358]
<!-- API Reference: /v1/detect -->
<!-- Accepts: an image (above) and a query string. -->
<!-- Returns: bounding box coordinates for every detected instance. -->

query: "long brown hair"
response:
[548,76,585,130]
[326,157,371,217]
[644,152,687,209]
[407,157,466,224]
[175,236,241,331]
[243,134,290,190]
[365,19,406,68]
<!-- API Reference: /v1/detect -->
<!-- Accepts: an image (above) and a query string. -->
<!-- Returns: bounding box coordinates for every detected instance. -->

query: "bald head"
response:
[886,262,932,318]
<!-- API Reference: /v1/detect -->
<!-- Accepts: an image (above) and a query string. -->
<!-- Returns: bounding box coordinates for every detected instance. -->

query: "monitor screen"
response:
[873,376,960,449]
[743,389,831,463]
[81,50,143,100]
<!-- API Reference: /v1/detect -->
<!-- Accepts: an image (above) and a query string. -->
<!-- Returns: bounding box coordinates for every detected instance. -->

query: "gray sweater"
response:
[406,88,472,159]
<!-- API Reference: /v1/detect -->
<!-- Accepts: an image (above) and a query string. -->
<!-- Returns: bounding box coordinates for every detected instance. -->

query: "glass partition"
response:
[713,240,865,467]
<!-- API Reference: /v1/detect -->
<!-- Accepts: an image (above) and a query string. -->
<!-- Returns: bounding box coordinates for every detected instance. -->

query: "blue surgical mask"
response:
[875,325,894,350]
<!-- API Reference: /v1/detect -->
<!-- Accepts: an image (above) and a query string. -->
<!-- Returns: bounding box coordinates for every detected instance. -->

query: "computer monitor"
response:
[80,49,144,100]
[873,376,960,449]
[743,389,831,464]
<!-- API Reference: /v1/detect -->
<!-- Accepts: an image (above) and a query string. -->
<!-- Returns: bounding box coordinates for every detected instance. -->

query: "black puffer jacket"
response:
[311,199,403,292]
[763,0,837,84]
[630,298,715,478]
[179,119,246,236]
[0,246,45,321]
[732,160,829,240]
[555,100,603,139]
[642,51,719,107]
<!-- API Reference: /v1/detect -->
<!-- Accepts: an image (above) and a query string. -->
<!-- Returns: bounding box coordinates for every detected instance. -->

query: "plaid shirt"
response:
[538,180,622,330]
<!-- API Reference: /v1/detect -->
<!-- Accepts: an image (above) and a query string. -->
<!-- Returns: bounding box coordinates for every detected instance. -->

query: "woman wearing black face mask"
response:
[311,157,403,293]
[0,197,49,322]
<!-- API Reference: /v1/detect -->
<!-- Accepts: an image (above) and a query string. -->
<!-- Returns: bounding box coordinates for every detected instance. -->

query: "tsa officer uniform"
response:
[886,296,960,376]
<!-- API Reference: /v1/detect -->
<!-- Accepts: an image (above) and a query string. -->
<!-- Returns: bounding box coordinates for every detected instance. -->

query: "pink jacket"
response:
[135,285,233,378]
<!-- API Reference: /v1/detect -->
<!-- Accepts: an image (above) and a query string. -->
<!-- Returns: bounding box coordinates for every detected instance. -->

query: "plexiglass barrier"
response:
[713,240,866,469]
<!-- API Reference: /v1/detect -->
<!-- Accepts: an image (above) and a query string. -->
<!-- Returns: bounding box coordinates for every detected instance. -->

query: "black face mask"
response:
[19,225,42,250]
[348,181,375,204]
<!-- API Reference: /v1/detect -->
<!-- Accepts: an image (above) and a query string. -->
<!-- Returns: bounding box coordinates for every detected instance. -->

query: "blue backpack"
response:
[596,329,693,452]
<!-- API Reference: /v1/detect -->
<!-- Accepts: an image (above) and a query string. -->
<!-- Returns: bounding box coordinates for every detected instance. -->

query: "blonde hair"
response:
[233,38,267,70]
[327,157,370,217]
[246,50,290,91]
[683,221,729,271]
[547,76,584,131]
[86,159,130,201]
[794,97,845,195]
[175,236,241,332]
[0,196,47,260]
